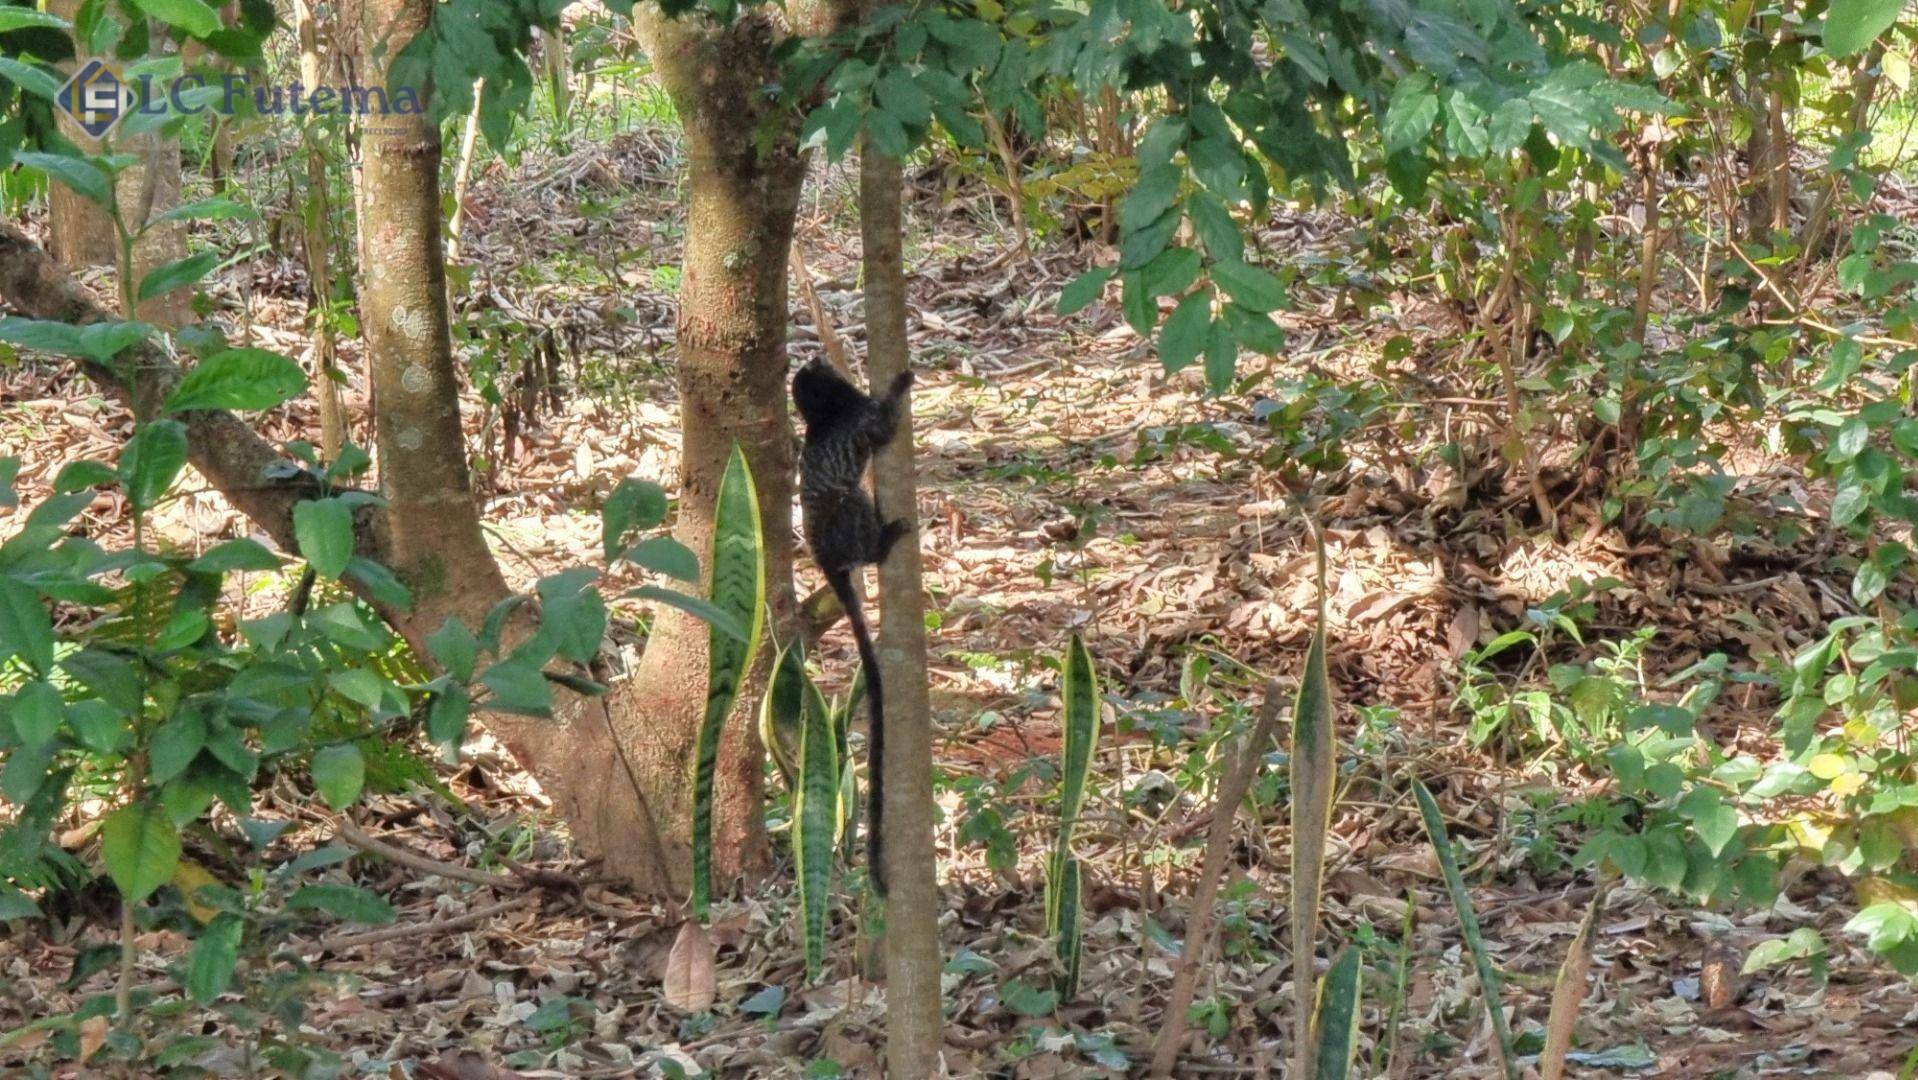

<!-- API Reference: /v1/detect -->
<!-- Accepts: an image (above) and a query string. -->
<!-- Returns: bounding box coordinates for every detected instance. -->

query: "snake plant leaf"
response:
[760,640,805,789]
[1047,633,1099,935]
[794,673,840,981]
[1291,524,1336,1070]
[690,446,765,919]
[1055,855,1085,997]
[1415,778,1519,1080]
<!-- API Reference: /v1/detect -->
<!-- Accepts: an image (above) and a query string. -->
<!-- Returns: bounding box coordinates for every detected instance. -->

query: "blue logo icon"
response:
[57,59,131,139]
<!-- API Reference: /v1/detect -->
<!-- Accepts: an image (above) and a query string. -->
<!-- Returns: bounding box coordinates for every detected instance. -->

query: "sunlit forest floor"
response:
[6,123,1918,1077]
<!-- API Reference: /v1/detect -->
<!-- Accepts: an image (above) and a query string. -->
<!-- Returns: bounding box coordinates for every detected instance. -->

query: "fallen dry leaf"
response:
[664,920,717,1012]
[77,1015,107,1064]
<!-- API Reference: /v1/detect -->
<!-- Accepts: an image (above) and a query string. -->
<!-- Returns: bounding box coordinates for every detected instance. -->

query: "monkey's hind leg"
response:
[875,519,910,563]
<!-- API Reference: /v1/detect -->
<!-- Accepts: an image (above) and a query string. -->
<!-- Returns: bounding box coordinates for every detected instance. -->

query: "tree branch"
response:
[0,220,364,558]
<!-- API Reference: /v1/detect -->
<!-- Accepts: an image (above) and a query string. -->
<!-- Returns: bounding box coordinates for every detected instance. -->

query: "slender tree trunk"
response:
[295,0,348,456]
[446,80,486,265]
[116,24,188,327]
[46,0,116,268]
[861,143,945,1074]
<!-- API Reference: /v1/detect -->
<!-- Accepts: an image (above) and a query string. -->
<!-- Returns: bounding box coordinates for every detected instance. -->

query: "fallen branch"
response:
[336,819,517,889]
[317,895,537,952]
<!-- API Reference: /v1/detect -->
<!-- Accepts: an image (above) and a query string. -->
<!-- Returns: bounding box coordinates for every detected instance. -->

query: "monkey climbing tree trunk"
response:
[861,142,945,1072]
[608,8,809,892]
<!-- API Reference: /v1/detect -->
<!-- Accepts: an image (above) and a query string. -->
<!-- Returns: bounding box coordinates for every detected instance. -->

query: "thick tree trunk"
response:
[357,0,684,891]
[614,9,809,893]
[860,144,945,1070]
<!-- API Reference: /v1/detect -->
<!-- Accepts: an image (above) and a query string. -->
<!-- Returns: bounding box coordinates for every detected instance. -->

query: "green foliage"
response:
[690,446,766,918]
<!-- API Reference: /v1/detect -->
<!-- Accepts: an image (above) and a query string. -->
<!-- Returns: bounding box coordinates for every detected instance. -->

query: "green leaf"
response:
[157,739,215,803]
[1383,74,1440,152]
[118,419,189,513]
[10,680,63,749]
[0,57,62,102]
[185,913,243,1004]
[479,660,552,716]
[329,669,392,714]
[155,198,258,226]
[739,985,785,1017]
[137,252,221,303]
[1847,901,1918,953]
[1826,0,1905,56]
[625,536,701,582]
[12,152,109,205]
[344,556,412,612]
[427,617,479,682]
[426,685,470,746]
[164,348,307,412]
[132,0,223,36]
[1141,246,1201,299]
[101,801,182,903]
[794,665,839,981]
[76,320,154,362]
[54,460,117,493]
[0,885,41,919]
[1047,635,1099,936]
[285,883,395,924]
[309,744,365,809]
[0,579,55,674]
[293,498,354,579]
[1741,927,1826,974]
[601,478,668,562]
[759,642,806,788]
[1210,260,1287,313]
[1291,533,1338,1067]
[1414,779,1519,1080]
[691,446,765,918]
[188,538,283,574]
[1053,856,1085,997]
[1311,947,1364,1080]
[1000,978,1059,1018]
[1158,289,1212,375]
[1679,787,1739,857]
[1057,266,1114,316]
[0,9,70,32]
[0,317,84,357]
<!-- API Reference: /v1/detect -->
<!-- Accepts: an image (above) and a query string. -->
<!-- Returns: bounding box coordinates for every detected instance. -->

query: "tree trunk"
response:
[356,0,686,893]
[294,0,348,456]
[615,8,808,892]
[861,143,945,1072]
[46,0,117,268]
